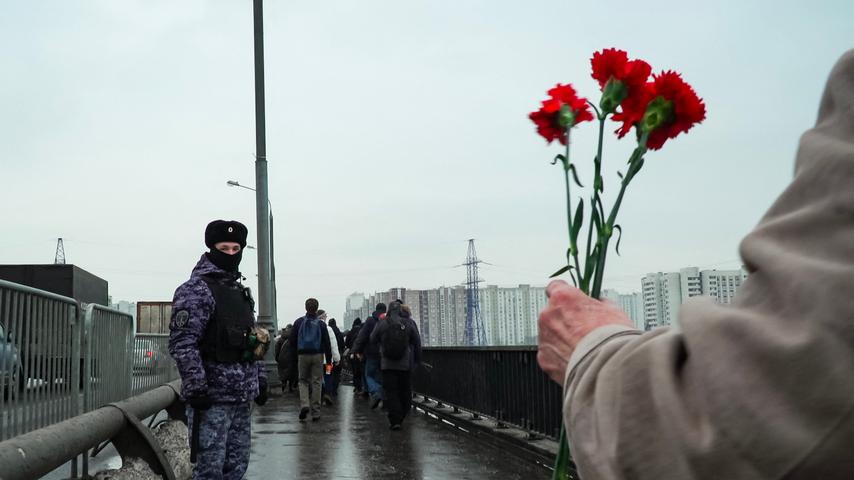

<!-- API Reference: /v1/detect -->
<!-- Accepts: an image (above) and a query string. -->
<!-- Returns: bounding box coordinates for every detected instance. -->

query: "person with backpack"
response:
[353,303,387,409]
[370,300,422,430]
[344,318,364,395]
[289,298,332,422]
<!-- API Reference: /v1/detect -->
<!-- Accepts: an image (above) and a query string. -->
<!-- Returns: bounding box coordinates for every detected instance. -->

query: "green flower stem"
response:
[582,116,607,292]
[590,131,649,299]
[563,127,582,283]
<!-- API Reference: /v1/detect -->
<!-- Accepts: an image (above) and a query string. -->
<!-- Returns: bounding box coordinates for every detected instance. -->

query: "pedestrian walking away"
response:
[344,318,364,394]
[328,318,345,398]
[370,300,422,430]
[168,220,270,480]
[290,298,333,422]
[353,303,387,408]
[275,324,296,393]
[317,310,340,406]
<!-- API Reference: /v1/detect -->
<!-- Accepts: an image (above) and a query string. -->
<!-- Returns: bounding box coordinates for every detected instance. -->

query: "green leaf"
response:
[549,265,572,278]
[570,199,584,244]
[617,170,623,179]
[568,164,584,188]
[552,154,566,166]
[614,224,624,256]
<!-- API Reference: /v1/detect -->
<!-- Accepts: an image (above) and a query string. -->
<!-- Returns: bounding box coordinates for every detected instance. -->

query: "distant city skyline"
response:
[340,265,748,346]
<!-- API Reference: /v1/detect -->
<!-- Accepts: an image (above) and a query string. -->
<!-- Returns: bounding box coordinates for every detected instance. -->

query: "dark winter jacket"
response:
[370,311,422,371]
[344,321,362,350]
[275,325,294,367]
[168,254,266,403]
[352,313,381,358]
[289,314,332,364]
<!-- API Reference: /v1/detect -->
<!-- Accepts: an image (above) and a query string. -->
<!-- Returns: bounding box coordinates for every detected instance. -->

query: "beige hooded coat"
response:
[563,50,854,480]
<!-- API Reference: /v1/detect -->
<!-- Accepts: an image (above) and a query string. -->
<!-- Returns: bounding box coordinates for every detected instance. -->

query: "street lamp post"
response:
[251,0,277,373]
[226,180,278,334]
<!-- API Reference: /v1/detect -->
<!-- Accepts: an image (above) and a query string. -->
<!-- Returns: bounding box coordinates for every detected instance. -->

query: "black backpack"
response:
[382,316,409,360]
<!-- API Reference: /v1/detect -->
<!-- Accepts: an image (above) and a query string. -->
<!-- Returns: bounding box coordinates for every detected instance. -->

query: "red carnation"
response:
[528,83,593,145]
[641,71,706,150]
[591,48,651,116]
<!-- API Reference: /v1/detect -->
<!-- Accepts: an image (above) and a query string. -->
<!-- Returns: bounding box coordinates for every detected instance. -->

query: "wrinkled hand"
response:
[537,280,632,387]
[187,395,213,411]
[255,380,268,406]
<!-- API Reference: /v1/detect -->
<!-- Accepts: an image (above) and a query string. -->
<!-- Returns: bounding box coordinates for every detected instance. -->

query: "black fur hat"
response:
[205,220,248,248]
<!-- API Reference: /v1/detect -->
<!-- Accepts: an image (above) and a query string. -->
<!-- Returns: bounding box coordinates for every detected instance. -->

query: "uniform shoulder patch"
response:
[174,310,190,328]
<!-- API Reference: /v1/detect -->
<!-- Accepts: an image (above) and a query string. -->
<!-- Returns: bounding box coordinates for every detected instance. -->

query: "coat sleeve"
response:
[369,320,385,346]
[327,325,340,364]
[409,319,422,367]
[168,279,214,398]
[561,50,854,480]
[352,320,371,355]
[321,322,332,364]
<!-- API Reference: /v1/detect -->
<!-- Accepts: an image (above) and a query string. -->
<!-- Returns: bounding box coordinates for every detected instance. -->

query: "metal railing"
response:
[83,304,134,412]
[0,279,82,441]
[0,380,183,480]
[131,334,178,396]
[0,279,180,444]
[412,346,564,439]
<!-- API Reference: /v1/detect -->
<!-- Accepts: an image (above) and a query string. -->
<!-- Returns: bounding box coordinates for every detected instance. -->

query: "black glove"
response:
[187,395,212,411]
[255,380,268,406]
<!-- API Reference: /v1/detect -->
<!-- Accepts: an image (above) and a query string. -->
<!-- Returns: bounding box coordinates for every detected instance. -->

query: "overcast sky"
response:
[1,1,851,324]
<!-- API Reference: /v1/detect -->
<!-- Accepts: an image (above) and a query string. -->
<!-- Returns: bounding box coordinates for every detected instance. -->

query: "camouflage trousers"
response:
[186,402,251,480]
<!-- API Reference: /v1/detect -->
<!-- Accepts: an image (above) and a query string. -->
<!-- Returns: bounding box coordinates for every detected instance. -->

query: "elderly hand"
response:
[537,280,633,386]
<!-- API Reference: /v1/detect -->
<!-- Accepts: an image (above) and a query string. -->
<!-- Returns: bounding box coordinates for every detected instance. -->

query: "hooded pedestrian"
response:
[370,301,421,430]
[353,302,387,408]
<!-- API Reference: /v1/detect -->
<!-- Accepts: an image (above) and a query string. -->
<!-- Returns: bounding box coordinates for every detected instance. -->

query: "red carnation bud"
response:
[528,83,593,145]
[600,78,628,115]
[641,96,674,134]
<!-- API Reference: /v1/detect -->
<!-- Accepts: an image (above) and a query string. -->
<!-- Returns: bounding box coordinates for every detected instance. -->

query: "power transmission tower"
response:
[54,238,66,264]
[464,239,486,346]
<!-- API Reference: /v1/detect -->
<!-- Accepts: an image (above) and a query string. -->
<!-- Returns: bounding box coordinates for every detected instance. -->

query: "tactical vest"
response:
[199,276,255,363]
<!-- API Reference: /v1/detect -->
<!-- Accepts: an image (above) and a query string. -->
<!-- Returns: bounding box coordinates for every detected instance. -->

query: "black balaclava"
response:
[206,248,243,272]
[204,220,248,273]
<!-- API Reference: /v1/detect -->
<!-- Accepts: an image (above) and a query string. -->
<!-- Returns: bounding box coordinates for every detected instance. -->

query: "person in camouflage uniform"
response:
[169,220,269,480]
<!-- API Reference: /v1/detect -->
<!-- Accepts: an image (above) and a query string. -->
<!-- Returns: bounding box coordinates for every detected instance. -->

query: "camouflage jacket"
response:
[168,254,267,403]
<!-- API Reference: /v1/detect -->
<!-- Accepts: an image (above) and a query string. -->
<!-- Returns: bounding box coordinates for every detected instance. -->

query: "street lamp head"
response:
[226,180,240,187]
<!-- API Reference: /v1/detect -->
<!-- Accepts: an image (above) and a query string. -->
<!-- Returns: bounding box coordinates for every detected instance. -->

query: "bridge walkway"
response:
[246,386,549,479]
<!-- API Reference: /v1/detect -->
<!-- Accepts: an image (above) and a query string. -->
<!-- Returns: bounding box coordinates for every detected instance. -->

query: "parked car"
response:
[133,338,168,374]
[0,321,24,400]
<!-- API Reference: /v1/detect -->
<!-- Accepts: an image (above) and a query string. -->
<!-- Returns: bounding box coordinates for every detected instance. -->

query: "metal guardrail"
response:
[84,304,134,412]
[0,279,82,442]
[0,380,183,480]
[412,346,564,439]
[132,334,179,396]
[0,279,180,447]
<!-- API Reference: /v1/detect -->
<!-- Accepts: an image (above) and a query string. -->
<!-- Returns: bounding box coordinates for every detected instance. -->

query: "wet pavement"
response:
[246,386,550,480]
